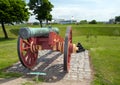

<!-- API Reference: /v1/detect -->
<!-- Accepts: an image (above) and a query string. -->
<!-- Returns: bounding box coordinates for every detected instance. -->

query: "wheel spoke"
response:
[28,38,34,43]
[23,40,30,46]
[24,51,29,58]
[21,40,30,51]
[26,57,31,65]
[26,51,35,65]
[18,36,38,69]
[23,46,30,50]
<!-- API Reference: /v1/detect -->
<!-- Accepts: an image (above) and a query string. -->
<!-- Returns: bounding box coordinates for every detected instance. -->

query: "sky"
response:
[26,0,120,22]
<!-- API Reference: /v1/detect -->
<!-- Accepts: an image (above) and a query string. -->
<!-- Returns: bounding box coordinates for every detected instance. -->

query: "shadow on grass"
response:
[0,70,22,84]
[0,71,22,78]
[0,37,16,42]
[9,29,19,36]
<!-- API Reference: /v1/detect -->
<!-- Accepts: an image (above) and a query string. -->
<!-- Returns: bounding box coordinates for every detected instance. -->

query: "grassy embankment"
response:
[0,24,120,85]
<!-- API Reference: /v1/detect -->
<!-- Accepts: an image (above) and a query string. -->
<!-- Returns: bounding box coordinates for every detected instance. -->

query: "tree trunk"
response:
[46,20,48,25]
[39,20,43,27]
[1,21,8,39]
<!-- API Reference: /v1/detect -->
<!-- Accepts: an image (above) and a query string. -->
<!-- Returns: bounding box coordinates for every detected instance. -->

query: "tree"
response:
[80,20,88,24]
[0,0,29,39]
[28,0,54,27]
[115,16,120,23]
[46,14,52,24]
[89,20,97,24]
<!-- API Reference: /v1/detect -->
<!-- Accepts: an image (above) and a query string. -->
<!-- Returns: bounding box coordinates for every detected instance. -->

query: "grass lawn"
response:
[0,24,120,84]
[73,36,120,85]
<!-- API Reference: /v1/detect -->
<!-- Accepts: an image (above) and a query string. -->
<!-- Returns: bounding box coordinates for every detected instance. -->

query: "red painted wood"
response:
[19,37,38,69]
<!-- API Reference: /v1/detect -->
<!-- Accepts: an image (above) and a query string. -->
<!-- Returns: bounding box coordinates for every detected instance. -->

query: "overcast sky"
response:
[26,0,120,22]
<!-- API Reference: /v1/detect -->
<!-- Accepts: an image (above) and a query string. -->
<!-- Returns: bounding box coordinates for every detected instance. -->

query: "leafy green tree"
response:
[115,16,120,23]
[46,14,52,24]
[89,20,97,24]
[80,20,88,24]
[28,0,54,27]
[0,0,29,39]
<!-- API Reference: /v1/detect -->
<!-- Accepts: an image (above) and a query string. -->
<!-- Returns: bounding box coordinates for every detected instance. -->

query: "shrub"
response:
[89,20,97,24]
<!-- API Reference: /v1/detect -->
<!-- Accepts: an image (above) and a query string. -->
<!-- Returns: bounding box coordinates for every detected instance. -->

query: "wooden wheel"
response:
[64,27,72,72]
[17,36,38,69]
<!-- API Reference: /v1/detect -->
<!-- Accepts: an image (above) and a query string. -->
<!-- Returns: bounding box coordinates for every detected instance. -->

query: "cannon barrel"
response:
[19,27,59,39]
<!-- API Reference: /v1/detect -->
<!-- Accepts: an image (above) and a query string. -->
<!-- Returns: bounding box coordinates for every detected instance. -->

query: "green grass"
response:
[73,36,120,85]
[0,39,17,69]
[22,82,33,85]
[0,24,28,78]
[0,71,22,78]
[0,24,120,84]
[51,24,120,37]
[0,38,22,78]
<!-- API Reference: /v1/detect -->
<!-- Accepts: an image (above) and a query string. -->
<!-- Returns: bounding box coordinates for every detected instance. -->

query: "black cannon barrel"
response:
[19,27,59,39]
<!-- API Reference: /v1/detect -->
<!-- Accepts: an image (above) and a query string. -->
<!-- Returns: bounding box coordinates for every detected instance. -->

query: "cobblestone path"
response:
[1,50,92,85]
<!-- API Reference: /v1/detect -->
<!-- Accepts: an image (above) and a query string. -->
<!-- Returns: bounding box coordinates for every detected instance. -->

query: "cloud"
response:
[51,6,120,21]
[28,15,39,23]
[51,0,120,21]
[27,0,120,22]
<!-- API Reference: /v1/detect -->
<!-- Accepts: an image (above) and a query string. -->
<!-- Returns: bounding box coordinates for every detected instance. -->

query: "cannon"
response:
[17,26,79,72]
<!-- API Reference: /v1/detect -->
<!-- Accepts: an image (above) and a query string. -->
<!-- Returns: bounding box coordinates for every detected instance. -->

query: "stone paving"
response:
[64,50,92,81]
[6,50,92,84]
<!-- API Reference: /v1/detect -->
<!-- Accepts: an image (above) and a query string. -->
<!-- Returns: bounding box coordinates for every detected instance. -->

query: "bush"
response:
[33,22,39,25]
[80,20,88,24]
[89,20,97,24]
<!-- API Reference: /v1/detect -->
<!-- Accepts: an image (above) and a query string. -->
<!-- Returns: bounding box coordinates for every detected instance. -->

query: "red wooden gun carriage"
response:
[17,26,80,72]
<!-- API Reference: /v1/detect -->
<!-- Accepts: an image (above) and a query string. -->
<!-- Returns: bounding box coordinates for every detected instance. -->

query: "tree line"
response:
[80,16,120,24]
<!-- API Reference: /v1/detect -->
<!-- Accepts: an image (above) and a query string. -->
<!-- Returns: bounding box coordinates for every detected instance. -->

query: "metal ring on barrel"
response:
[17,36,38,69]
[64,26,72,72]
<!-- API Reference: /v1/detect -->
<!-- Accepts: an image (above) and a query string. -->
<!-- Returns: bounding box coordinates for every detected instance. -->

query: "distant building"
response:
[52,19,65,24]
[52,18,77,24]
[108,18,115,24]
[59,20,77,24]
